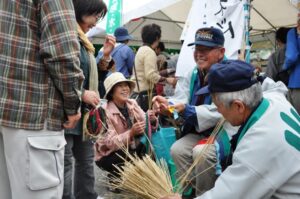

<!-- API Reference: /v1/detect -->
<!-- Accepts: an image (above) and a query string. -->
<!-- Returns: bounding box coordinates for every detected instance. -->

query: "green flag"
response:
[106,0,122,34]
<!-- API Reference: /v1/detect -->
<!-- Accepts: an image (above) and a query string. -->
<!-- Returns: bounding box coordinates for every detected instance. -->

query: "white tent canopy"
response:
[88,0,190,49]
[89,0,297,49]
[251,0,297,34]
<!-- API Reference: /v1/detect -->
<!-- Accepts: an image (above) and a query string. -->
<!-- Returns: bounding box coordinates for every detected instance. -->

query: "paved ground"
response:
[94,163,112,198]
[69,158,123,198]
[94,163,123,199]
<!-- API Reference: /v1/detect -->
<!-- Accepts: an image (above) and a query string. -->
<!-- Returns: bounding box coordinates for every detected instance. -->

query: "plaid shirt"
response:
[0,0,84,131]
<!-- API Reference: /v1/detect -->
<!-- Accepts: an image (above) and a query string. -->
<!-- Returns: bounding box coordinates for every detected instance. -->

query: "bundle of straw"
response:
[108,149,177,199]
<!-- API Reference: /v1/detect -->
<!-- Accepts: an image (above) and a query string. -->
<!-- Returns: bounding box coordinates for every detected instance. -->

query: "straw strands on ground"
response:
[108,147,177,199]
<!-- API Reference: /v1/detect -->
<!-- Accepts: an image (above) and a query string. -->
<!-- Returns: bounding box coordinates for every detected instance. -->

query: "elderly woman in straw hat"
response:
[94,72,157,179]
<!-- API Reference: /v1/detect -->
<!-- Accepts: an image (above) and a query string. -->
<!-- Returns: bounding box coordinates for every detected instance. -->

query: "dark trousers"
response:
[95,150,127,178]
[63,134,98,199]
[95,144,146,178]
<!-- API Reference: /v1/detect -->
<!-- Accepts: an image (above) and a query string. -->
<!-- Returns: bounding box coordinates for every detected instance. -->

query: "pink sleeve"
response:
[102,116,133,152]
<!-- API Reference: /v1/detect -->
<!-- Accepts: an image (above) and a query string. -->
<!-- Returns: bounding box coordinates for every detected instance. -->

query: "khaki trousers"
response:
[170,133,217,196]
[0,125,65,199]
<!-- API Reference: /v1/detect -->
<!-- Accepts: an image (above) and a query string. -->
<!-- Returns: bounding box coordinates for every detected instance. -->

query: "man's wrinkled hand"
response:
[173,103,186,113]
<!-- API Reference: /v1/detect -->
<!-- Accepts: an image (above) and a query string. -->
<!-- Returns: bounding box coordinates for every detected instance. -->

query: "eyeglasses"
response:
[95,14,103,23]
[95,15,101,22]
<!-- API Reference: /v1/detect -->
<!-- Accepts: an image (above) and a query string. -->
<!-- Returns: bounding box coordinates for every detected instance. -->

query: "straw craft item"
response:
[108,148,176,199]
[83,104,108,139]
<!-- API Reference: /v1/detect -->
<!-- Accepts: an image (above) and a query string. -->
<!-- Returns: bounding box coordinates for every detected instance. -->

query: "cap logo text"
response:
[196,30,213,40]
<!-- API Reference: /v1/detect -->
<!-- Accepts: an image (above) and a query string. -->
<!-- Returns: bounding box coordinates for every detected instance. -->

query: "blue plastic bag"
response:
[151,126,176,162]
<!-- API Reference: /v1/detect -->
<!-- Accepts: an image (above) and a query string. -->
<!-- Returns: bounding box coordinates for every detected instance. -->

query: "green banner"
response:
[106,0,122,34]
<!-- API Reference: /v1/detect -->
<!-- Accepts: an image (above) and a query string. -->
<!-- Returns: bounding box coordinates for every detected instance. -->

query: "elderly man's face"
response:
[213,97,245,126]
[194,45,225,71]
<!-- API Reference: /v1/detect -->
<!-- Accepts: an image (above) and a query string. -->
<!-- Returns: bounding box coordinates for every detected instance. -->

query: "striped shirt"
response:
[0,0,84,130]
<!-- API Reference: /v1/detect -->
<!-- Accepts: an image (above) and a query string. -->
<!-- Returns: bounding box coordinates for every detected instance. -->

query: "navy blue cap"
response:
[188,27,224,47]
[196,60,257,95]
[114,27,133,42]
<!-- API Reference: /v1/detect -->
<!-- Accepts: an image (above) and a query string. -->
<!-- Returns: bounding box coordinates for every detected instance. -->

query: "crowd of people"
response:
[0,1,300,199]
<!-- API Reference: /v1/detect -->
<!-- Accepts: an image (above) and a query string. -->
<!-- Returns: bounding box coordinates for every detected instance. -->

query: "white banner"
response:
[176,0,246,77]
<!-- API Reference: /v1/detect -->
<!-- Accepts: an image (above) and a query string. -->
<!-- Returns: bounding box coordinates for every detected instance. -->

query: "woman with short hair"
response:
[63,1,115,199]
[131,23,174,111]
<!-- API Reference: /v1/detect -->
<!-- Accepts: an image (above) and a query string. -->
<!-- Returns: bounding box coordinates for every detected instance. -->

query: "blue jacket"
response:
[181,68,211,136]
[284,28,300,88]
[111,43,135,78]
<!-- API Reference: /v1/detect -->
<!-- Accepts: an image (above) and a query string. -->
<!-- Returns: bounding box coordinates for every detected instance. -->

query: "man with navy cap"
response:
[111,27,135,78]
[153,27,228,196]
[161,60,300,199]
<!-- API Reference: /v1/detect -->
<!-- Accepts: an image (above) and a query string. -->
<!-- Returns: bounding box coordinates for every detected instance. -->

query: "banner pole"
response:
[244,0,251,63]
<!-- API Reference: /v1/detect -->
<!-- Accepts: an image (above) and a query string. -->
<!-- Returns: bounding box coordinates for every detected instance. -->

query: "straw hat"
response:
[104,72,135,99]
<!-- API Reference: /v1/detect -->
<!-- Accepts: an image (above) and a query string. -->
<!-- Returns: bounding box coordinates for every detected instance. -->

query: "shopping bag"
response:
[151,126,176,162]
